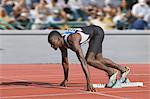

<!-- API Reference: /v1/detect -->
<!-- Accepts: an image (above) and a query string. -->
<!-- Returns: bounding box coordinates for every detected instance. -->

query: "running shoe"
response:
[120,66,130,83]
[106,71,118,87]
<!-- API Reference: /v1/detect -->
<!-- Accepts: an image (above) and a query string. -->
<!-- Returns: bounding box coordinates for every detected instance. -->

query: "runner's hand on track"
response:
[60,80,68,87]
[87,83,96,92]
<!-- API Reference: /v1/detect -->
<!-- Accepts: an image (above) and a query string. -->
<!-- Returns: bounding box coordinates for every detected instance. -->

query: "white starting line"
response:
[93,82,143,88]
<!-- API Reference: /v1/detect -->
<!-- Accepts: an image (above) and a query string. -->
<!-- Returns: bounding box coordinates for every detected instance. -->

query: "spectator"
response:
[0,7,15,29]
[130,12,148,30]
[62,0,75,21]
[0,7,14,23]
[67,0,88,21]
[12,0,28,18]
[120,0,128,14]
[46,0,68,21]
[29,1,39,20]
[124,10,137,29]
[10,0,32,29]
[86,5,98,19]
[1,0,17,16]
[17,7,31,29]
[48,10,67,29]
[102,12,115,30]
[89,7,107,30]
[103,1,117,17]
[113,8,127,30]
[0,0,149,30]
[131,0,149,18]
[31,0,49,29]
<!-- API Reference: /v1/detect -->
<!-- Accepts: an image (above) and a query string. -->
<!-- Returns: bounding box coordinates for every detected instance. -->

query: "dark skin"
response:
[49,32,127,92]
[49,33,96,92]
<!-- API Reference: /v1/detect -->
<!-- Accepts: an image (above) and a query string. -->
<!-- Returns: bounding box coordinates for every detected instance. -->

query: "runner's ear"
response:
[57,37,61,41]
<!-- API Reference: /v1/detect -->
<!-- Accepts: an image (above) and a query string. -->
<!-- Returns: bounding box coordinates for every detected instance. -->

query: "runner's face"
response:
[49,38,61,50]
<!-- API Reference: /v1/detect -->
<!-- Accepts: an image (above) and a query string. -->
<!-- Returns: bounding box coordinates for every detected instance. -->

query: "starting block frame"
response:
[93,78,143,88]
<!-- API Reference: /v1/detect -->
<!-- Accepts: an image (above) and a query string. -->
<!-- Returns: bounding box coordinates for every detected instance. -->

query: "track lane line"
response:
[0,92,88,99]
[1,77,128,99]
[0,73,150,78]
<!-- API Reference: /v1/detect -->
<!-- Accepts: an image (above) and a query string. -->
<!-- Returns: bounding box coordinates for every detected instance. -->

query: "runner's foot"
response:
[120,67,130,83]
[106,71,118,87]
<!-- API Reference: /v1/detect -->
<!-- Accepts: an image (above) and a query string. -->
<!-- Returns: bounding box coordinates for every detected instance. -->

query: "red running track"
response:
[0,64,149,99]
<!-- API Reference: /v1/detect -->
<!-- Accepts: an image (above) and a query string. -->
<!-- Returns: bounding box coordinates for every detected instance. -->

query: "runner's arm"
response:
[60,47,69,86]
[70,34,95,91]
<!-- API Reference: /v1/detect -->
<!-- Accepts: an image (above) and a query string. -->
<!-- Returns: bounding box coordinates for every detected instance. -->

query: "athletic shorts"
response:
[81,25,104,54]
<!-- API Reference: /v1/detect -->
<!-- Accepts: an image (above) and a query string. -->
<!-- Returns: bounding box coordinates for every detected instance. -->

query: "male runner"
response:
[48,25,130,92]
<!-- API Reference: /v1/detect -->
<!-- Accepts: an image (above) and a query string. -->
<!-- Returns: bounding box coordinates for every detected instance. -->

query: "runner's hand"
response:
[87,83,96,92]
[60,80,67,87]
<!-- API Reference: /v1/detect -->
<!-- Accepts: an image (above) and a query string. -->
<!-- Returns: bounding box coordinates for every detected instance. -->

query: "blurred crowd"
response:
[0,0,150,30]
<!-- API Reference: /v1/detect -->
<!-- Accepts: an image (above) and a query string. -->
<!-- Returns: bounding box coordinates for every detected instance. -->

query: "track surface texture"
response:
[0,64,149,99]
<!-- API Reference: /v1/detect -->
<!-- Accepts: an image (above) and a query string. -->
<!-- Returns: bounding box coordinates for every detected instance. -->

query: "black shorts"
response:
[81,25,104,54]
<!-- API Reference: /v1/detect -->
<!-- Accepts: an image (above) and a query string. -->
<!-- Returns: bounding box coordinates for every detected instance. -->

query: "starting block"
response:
[93,78,143,88]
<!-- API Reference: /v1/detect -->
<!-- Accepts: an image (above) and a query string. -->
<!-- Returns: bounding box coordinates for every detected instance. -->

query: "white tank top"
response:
[62,29,90,46]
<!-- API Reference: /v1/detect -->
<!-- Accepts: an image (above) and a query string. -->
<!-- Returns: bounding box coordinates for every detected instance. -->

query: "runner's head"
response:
[48,31,63,50]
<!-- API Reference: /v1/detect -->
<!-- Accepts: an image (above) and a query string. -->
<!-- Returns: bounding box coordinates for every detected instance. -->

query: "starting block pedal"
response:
[121,82,143,88]
[93,78,143,88]
[93,80,122,88]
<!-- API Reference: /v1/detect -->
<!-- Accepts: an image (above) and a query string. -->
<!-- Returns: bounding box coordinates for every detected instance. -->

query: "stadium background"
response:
[0,0,150,30]
[0,0,150,64]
